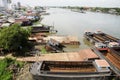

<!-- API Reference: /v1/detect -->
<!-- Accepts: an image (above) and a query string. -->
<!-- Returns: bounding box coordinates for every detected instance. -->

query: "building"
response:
[1,0,11,9]
[17,2,21,10]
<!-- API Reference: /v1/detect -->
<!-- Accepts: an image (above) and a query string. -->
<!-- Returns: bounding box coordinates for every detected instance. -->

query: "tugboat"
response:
[45,38,65,53]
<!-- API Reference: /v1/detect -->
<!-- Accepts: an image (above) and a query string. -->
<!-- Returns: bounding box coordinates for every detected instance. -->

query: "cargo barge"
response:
[84,31,120,51]
[84,31,120,72]
[30,60,111,80]
[84,31,119,44]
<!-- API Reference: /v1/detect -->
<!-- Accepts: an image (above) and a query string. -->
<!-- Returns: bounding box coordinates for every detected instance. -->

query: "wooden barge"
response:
[29,35,80,45]
[84,31,119,44]
[44,35,80,45]
[30,61,111,80]
[84,31,120,72]
[106,47,120,70]
[84,31,120,51]
[31,24,52,33]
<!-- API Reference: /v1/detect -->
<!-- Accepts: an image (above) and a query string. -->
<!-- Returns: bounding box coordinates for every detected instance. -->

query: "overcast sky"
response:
[12,0,120,7]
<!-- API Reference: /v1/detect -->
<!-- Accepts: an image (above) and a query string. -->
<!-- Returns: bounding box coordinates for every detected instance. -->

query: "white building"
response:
[1,0,11,9]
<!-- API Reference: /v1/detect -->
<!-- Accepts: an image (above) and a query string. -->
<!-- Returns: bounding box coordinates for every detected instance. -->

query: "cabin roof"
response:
[95,60,110,67]
[109,42,119,45]
[32,24,43,27]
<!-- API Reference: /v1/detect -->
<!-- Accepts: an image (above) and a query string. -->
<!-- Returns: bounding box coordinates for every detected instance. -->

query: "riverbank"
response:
[60,7,120,15]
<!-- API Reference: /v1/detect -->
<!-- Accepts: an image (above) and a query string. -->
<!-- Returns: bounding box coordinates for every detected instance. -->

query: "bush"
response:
[0,58,24,80]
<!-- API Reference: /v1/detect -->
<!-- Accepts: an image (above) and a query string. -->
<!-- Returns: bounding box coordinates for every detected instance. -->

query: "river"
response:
[41,8,120,50]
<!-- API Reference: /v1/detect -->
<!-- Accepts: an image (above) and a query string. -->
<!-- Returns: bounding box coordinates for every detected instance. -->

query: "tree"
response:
[0,24,32,56]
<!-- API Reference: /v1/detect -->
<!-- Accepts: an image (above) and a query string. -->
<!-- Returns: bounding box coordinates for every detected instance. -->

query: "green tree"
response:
[0,24,32,56]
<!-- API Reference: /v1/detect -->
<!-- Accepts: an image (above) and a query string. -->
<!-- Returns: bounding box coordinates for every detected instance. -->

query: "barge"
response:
[29,35,80,45]
[44,35,80,45]
[106,46,120,70]
[84,31,120,51]
[30,60,111,80]
[84,31,119,44]
[31,24,52,33]
[84,31,120,73]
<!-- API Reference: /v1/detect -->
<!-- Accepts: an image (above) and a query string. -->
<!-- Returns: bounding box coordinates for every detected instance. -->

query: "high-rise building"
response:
[2,0,11,9]
[17,2,21,9]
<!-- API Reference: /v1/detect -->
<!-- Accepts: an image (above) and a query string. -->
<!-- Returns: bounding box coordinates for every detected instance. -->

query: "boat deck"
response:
[17,49,99,62]
[85,32,119,43]
[105,52,120,70]
[41,61,96,72]
[105,47,120,70]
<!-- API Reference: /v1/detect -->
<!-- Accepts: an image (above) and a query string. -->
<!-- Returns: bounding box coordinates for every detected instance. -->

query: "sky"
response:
[11,0,120,7]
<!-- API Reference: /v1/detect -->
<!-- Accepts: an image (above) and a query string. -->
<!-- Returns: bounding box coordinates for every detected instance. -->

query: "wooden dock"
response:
[16,49,98,62]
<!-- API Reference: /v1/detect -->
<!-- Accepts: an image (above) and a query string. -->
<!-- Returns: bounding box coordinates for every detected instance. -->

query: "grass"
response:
[0,57,25,80]
[41,47,47,54]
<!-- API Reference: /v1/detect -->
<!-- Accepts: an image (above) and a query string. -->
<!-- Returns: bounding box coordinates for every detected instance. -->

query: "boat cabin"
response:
[94,60,110,72]
[95,42,108,51]
[108,42,120,48]
[84,31,94,36]
[45,38,65,52]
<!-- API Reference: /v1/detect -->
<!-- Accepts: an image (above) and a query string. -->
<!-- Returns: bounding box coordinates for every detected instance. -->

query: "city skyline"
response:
[11,0,120,8]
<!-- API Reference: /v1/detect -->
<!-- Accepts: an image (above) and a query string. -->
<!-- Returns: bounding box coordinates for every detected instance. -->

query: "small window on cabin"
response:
[101,67,107,70]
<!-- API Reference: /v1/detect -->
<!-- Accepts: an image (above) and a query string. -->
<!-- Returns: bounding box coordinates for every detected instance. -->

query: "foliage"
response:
[0,24,32,56]
[41,47,47,54]
[64,6,120,15]
[15,61,24,68]
[0,58,14,80]
[0,57,25,80]
[0,14,3,16]
[90,7,120,14]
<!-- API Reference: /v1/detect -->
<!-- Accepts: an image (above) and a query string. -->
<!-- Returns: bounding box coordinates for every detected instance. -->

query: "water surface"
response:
[41,8,120,49]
